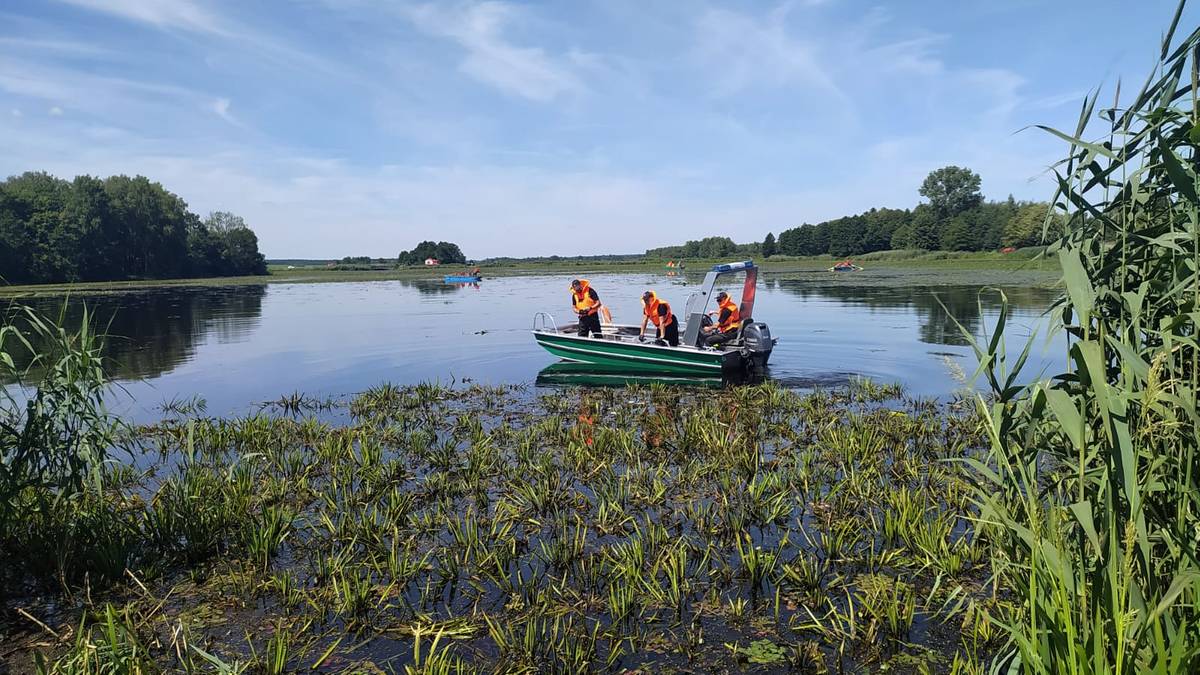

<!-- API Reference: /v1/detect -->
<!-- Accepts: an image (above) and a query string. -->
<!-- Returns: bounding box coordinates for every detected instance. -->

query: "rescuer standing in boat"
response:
[570,279,603,337]
[703,290,741,346]
[639,291,679,346]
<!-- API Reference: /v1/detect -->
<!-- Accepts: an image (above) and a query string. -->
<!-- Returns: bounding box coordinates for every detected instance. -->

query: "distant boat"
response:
[444,275,482,283]
[829,261,862,272]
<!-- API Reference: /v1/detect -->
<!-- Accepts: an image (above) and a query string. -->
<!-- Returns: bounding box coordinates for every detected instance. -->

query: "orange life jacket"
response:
[716,295,741,333]
[571,280,600,316]
[641,292,675,328]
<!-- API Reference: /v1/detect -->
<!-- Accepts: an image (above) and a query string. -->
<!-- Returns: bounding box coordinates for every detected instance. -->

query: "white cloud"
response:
[405,1,585,101]
[9,109,21,118]
[49,106,64,116]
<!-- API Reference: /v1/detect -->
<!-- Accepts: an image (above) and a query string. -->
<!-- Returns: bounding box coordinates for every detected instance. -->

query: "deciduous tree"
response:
[919,166,982,218]
[761,232,776,258]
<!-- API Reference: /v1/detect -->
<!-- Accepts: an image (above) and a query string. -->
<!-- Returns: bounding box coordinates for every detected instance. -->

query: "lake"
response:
[6,270,1062,421]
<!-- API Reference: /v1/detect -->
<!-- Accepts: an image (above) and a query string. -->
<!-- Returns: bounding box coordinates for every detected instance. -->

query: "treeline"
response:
[777,198,1056,257]
[482,253,642,264]
[398,241,466,265]
[787,166,1060,257]
[330,255,394,271]
[0,172,266,284]
[646,166,1061,260]
[645,236,758,259]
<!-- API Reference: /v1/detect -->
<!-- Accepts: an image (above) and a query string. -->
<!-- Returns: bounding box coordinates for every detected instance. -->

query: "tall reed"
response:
[1,304,116,547]
[960,3,1200,671]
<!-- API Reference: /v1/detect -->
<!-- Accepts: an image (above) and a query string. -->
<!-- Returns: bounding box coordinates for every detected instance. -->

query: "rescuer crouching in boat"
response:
[702,290,741,347]
[638,291,679,346]
[570,279,603,337]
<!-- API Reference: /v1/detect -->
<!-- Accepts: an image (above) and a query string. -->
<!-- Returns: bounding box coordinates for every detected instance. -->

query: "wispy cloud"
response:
[405,1,585,102]
[1024,90,1087,111]
[48,0,358,85]
[864,36,946,77]
[0,58,205,107]
[693,5,845,100]
[53,0,229,35]
[211,97,236,125]
[0,36,111,56]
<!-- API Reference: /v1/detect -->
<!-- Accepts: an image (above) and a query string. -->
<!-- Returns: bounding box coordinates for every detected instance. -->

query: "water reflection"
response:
[537,362,724,388]
[774,281,1054,346]
[5,285,266,382]
[403,279,474,295]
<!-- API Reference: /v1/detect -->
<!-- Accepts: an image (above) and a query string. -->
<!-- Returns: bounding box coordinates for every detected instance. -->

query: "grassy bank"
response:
[0,251,1059,298]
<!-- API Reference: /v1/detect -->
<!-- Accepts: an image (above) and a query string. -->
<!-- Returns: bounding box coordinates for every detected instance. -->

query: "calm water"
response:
[7,273,1062,421]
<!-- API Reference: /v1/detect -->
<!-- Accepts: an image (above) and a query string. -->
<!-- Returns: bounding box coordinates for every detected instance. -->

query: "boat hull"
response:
[443,275,482,283]
[533,330,737,374]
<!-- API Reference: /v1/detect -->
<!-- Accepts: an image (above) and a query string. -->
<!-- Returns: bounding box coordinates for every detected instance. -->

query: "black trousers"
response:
[578,312,602,337]
[659,317,679,346]
[704,328,738,346]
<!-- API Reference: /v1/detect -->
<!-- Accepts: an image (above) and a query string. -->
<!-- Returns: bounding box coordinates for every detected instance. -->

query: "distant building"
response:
[424,258,440,266]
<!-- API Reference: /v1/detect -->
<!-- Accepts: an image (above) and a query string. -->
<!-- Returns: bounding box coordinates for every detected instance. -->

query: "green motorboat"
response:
[533,260,775,376]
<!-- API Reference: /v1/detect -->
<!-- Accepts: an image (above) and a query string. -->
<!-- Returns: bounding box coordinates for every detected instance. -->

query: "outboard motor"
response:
[740,321,774,372]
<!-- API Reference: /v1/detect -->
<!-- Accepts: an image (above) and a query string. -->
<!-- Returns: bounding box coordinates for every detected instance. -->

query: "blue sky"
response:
[0,0,1190,258]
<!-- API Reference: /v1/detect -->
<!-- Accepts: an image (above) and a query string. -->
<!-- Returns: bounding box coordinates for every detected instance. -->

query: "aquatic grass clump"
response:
[0,305,154,592]
[1,305,118,547]
[6,379,999,673]
[34,604,154,675]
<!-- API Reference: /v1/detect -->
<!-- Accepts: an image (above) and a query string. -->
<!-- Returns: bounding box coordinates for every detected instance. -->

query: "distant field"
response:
[0,251,1059,297]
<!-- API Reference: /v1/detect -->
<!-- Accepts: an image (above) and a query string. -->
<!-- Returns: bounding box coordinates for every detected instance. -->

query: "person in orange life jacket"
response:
[570,279,603,337]
[638,291,679,346]
[702,290,741,346]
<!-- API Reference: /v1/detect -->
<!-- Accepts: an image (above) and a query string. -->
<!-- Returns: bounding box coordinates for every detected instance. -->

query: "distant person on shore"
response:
[703,291,741,346]
[570,279,603,337]
[639,291,679,346]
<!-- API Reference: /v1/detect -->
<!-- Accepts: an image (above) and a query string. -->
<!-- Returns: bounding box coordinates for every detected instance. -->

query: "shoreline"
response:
[0,254,1059,298]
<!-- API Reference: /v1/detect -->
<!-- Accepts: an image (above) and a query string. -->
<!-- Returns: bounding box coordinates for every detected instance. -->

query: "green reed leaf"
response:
[1059,248,1095,326]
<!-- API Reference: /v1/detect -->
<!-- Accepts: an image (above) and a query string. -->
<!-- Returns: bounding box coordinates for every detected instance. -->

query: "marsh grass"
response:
[1,305,115,510]
[2,378,997,673]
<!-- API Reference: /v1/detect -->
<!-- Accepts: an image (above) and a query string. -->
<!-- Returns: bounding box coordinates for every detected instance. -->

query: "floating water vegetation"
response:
[2,380,998,673]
